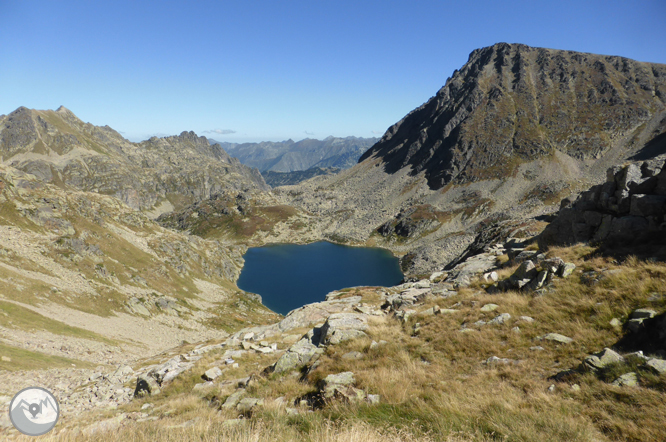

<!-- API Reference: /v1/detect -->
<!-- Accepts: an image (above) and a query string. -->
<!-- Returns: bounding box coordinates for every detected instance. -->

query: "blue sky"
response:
[1,0,665,142]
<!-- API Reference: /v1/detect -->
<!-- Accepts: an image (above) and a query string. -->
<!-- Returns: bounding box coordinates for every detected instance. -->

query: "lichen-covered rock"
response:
[236,397,263,413]
[203,367,223,381]
[317,372,356,398]
[488,313,511,325]
[583,348,624,372]
[612,372,638,387]
[558,263,576,278]
[222,390,245,409]
[320,313,369,345]
[645,358,666,374]
[272,337,321,374]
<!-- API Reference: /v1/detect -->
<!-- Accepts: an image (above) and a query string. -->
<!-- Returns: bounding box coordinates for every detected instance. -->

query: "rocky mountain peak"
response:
[177,130,205,143]
[360,43,666,190]
[56,105,73,114]
[10,106,32,115]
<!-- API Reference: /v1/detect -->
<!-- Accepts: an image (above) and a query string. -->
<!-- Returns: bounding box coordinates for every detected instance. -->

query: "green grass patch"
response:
[0,300,119,345]
[0,342,92,371]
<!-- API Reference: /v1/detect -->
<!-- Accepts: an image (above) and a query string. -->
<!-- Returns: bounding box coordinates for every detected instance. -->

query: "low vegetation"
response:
[7,243,661,441]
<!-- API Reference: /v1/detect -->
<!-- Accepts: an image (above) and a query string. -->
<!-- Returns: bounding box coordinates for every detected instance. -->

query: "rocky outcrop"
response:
[319,313,369,345]
[488,254,576,293]
[540,154,666,247]
[377,204,445,239]
[272,335,322,374]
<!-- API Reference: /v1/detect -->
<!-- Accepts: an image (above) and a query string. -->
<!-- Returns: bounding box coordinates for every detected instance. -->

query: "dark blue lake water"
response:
[236,241,403,315]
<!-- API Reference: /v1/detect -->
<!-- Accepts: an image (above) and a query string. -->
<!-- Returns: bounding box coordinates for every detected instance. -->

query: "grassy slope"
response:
[24,244,666,442]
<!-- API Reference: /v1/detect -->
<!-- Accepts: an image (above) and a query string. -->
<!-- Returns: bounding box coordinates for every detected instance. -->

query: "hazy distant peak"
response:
[215,136,379,172]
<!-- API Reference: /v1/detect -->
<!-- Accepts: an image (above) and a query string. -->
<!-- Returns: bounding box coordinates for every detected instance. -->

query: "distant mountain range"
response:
[208,136,378,173]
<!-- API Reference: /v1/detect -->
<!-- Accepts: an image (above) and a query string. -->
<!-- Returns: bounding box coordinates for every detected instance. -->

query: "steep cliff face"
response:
[360,43,666,189]
[0,106,268,214]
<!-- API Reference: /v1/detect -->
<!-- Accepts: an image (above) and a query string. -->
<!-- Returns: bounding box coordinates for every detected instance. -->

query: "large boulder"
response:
[320,313,369,345]
[272,336,321,374]
[509,260,537,288]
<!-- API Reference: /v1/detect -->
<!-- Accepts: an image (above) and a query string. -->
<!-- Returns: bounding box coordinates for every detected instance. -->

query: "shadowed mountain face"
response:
[360,43,666,190]
[0,106,268,214]
[212,136,378,172]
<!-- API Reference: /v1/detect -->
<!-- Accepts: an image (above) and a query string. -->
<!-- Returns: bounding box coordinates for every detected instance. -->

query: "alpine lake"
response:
[236,241,404,315]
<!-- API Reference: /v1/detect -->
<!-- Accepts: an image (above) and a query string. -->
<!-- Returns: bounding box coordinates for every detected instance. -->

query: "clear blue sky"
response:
[1,0,665,142]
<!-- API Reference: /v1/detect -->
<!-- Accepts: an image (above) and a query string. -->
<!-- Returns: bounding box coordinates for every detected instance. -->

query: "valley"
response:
[0,42,665,441]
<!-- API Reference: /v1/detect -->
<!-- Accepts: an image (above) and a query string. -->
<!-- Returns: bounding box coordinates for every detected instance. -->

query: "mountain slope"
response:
[360,43,666,189]
[0,163,278,369]
[212,136,378,172]
[274,43,666,275]
[0,107,268,215]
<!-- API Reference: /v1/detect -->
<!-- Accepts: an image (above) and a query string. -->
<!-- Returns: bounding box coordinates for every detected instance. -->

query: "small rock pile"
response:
[579,347,665,387]
[62,366,136,412]
[381,280,459,322]
[488,253,576,293]
[314,371,379,405]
